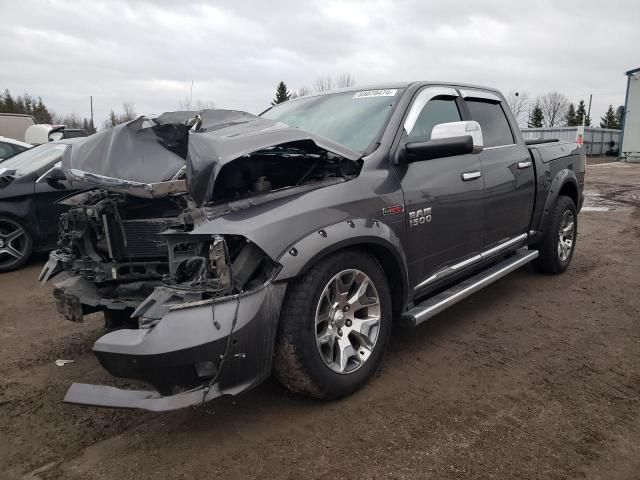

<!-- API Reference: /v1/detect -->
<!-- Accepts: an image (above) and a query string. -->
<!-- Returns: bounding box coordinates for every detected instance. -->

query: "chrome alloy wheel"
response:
[315,269,381,374]
[0,218,28,268]
[557,210,575,262]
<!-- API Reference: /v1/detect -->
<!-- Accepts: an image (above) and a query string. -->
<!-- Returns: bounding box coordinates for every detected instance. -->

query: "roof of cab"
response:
[282,81,503,104]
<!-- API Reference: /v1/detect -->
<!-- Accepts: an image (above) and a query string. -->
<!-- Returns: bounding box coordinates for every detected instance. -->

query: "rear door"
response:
[461,90,534,251]
[395,86,485,293]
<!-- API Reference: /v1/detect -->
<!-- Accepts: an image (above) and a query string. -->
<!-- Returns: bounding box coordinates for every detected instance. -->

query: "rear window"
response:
[465,99,514,148]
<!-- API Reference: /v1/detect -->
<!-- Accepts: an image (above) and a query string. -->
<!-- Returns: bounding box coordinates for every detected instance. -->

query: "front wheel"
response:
[273,250,392,399]
[532,195,577,274]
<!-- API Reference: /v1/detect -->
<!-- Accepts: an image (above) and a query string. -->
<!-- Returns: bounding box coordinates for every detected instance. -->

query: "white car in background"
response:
[0,136,31,160]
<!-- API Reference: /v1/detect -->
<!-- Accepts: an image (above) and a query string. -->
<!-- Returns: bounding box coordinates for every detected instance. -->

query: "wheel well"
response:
[300,243,406,320]
[559,181,578,207]
[360,244,406,319]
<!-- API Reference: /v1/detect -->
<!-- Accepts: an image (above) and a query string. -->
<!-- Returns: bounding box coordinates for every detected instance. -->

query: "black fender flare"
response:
[534,169,580,240]
[274,218,409,311]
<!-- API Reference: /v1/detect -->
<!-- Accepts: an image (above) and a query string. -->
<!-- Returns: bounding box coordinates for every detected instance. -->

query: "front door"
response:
[395,87,485,293]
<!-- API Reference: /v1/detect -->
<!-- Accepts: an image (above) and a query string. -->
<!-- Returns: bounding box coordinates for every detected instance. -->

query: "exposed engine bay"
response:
[209,144,359,203]
[39,108,364,409]
[42,116,361,325]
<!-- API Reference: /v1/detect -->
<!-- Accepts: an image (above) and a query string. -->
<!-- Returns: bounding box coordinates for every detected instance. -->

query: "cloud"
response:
[0,0,637,126]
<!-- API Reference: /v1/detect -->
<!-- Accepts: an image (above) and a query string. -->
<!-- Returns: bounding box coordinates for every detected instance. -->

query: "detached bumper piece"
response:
[64,383,222,412]
[63,282,286,411]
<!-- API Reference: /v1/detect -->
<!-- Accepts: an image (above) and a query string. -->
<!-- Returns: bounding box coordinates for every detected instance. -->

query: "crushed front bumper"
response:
[64,282,286,411]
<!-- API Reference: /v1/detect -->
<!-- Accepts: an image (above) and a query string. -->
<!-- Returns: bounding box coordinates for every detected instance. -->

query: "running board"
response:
[401,249,539,327]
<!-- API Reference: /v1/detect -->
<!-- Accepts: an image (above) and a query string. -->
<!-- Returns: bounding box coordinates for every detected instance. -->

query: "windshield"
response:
[0,143,68,176]
[261,89,401,152]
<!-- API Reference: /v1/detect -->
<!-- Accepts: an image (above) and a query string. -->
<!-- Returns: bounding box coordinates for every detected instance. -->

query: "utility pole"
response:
[587,93,592,122]
[90,96,94,132]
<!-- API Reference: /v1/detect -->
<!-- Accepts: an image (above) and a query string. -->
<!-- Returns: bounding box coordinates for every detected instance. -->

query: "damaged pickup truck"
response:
[42,82,585,411]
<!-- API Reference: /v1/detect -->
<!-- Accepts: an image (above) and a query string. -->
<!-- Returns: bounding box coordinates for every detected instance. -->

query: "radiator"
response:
[115,219,170,258]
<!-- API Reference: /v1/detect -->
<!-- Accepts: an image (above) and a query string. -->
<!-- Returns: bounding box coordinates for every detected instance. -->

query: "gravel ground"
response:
[1,160,639,480]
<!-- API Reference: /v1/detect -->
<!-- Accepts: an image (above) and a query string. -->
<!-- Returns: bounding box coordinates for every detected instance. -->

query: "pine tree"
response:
[32,97,53,123]
[564,103,577,126]
[3,89,15,112]
[271,81,290,105]
[599,105,620,129]
[528,103,544,128]
[615,106,625,127]
[575,100,591,126]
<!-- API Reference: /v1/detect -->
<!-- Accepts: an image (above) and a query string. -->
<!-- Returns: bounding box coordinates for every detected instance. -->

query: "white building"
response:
[621,67,640,162]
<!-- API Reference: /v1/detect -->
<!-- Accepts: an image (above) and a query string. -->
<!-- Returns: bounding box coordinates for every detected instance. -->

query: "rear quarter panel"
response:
[528,142,585,242]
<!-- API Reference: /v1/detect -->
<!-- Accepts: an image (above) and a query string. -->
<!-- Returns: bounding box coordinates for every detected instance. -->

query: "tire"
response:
[0,216,33,273]
[273,249,392,399]
[532,195,577,274]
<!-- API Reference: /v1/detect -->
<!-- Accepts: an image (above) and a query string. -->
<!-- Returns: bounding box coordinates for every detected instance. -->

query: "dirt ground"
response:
[1,160,639,480]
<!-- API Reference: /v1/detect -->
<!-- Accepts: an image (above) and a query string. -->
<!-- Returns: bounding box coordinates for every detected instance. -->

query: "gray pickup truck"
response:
[40,82,585,411]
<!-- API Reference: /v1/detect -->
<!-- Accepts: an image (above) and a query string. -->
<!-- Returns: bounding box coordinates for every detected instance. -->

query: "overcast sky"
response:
[1,0,638,127]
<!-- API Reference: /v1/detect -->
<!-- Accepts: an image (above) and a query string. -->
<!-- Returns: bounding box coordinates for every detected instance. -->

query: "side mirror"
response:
[431,121,484,153]
[36,161,67,186]
[400,121,484,164]
[404,136,474,162]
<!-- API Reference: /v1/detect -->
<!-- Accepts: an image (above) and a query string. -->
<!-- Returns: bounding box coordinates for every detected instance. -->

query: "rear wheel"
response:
[532,195,577,274]
[0,217,33,272]
[273,250,392,399]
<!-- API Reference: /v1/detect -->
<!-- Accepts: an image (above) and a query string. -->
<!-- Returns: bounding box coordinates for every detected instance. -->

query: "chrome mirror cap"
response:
[432,121,484,153]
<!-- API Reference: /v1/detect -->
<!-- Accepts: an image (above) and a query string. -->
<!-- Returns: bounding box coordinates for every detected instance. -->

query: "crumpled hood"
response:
[63,109,361,205]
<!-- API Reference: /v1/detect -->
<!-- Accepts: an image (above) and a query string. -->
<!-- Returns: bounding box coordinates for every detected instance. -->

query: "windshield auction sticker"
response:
[353,89,397,99]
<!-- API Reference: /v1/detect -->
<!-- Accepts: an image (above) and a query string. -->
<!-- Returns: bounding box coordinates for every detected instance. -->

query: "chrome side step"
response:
[401,249,539,327]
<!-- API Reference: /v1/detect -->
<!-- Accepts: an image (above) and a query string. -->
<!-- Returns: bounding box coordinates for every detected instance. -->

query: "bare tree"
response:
[179,98,215,110]
[539,92,569,127]
[506,90,530,126]
[102,102,138,128]
[194,100,216,110]
[290,86,313,99]
[53,112,84,129]
[121,101,137,122]
[313,73,356,93]
[178,96,192,110]
[313,75,333,93]
[336,73,355,88]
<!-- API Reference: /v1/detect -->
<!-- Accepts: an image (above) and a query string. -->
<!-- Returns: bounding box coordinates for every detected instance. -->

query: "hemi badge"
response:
[382,205,405,216]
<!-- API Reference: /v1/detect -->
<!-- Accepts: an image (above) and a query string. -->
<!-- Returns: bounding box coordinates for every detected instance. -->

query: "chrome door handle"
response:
[517,161,532,169]
[462,171,482,181]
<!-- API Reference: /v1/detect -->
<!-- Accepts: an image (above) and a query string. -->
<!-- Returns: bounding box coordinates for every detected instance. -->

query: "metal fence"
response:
[520,127,621,155]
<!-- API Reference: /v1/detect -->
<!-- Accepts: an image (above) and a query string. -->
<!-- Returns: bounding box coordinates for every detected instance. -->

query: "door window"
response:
[465,99,514,147]
[0,142,26,160]
[407,98,462,142]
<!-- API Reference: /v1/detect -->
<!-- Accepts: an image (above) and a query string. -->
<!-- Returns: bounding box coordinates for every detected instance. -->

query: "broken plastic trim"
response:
[64,382,223,411]
[66,169,187,198]
[164,233,276,298]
